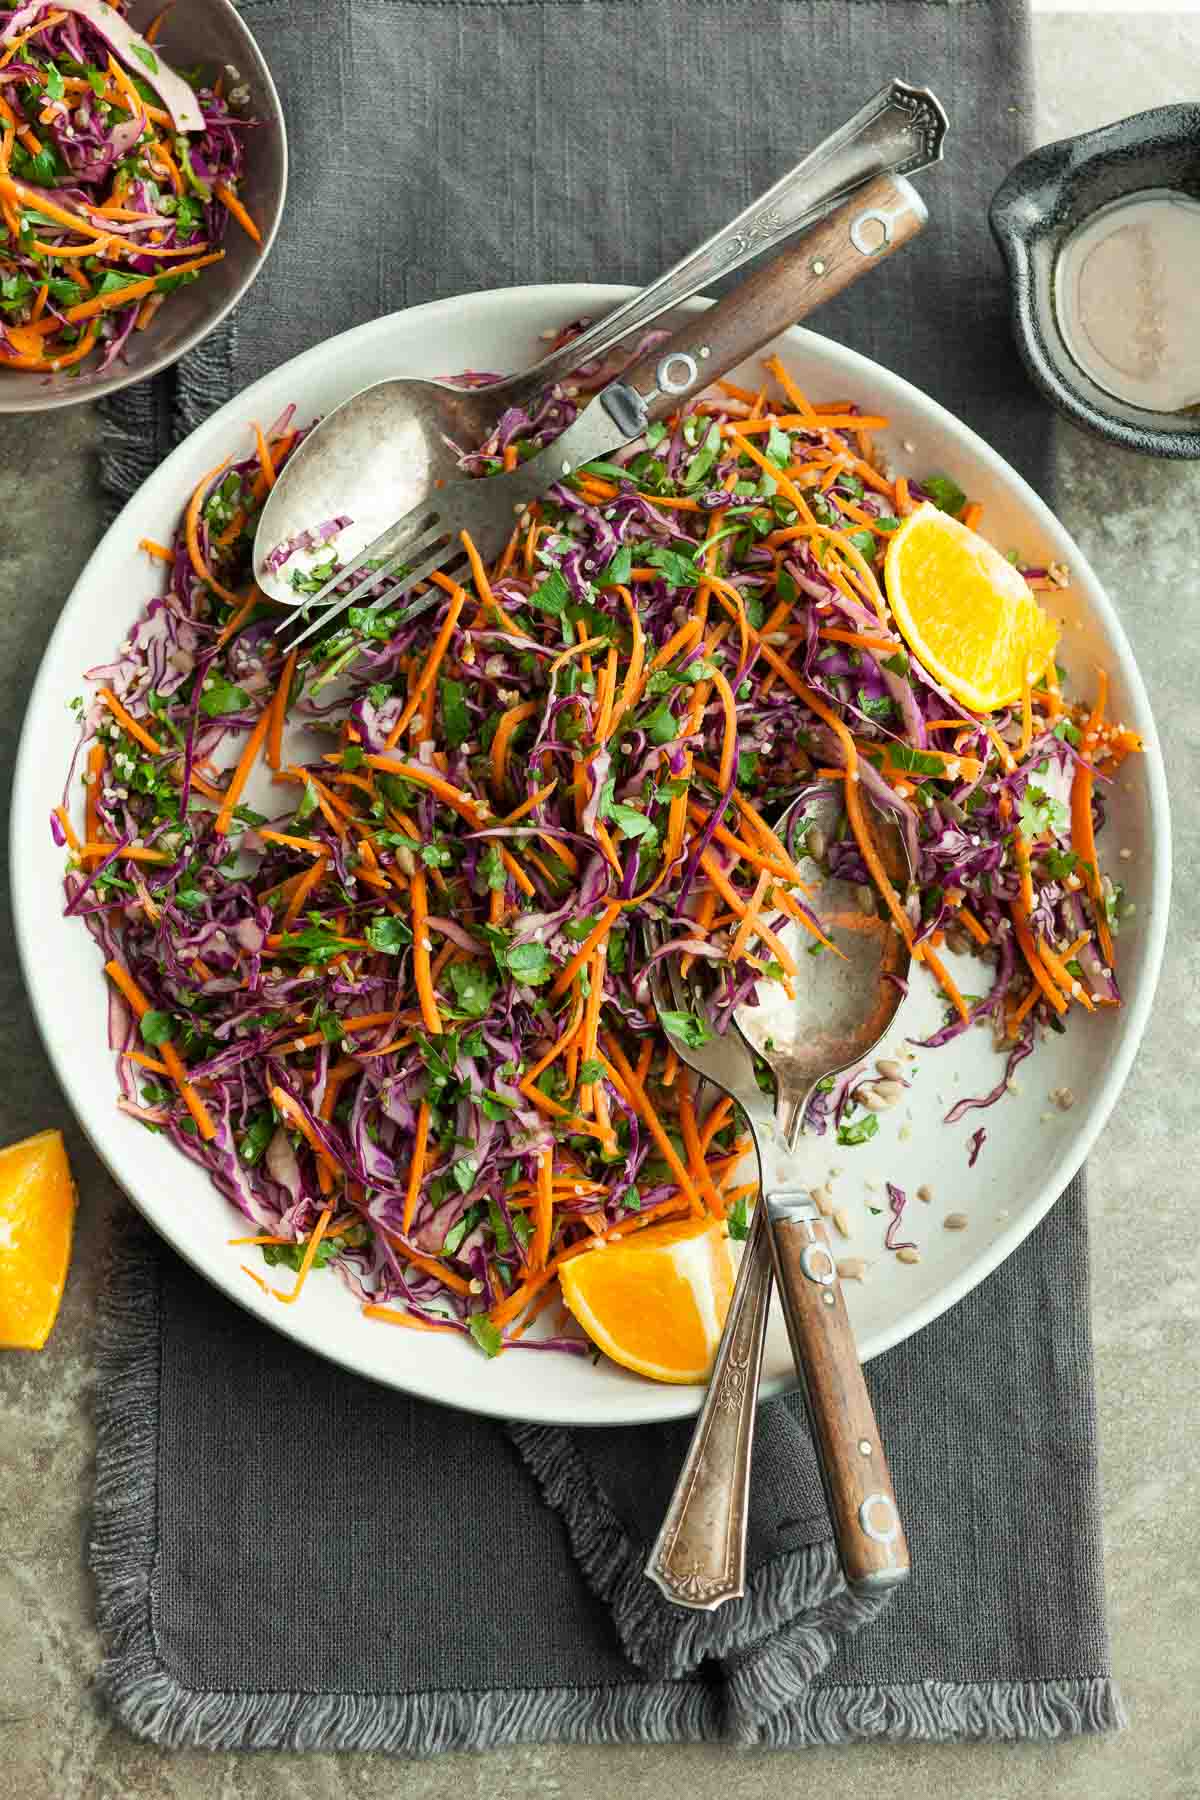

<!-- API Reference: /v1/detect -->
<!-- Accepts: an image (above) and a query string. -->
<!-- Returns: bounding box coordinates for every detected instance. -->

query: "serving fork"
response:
[265,168,928,652]
[643,785,912,1608]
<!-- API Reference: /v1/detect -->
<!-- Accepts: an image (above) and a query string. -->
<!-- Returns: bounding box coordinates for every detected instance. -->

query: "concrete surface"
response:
[2,10,1198,1798]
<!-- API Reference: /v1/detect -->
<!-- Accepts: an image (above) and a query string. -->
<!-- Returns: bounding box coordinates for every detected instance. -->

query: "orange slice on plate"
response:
[884,502,1060,712]
[558,1216,736,1384]
[0,1129,78,1350]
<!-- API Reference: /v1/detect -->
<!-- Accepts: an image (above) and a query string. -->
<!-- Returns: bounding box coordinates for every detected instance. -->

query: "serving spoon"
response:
[253,78,946,605]
[644,784,912,1607]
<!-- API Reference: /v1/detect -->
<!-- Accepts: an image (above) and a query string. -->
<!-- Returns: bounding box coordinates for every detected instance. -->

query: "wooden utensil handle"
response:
[765,1201,910,1593]
[615,172,927,426]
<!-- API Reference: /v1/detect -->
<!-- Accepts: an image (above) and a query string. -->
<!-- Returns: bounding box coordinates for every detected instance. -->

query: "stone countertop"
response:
[2,11,1198,1798]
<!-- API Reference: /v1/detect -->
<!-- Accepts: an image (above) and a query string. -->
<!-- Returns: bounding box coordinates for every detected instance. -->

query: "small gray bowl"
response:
[990,103,1200,460]
[0,0,286,414]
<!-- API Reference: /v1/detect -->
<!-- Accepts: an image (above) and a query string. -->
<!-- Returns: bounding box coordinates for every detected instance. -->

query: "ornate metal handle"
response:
[644,1203,773,1609]
[518,79,947,398]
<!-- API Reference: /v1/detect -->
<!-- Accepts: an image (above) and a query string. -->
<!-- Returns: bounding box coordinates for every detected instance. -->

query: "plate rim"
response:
[10,282,1172,1424]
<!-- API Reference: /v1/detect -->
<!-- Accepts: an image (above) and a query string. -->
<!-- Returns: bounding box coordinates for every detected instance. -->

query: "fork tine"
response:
[272,505,443,629]
[278,518,447,647]
[282,539,467,652]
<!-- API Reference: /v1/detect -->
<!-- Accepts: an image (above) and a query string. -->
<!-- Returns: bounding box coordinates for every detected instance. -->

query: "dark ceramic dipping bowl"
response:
[0,0,286,415]
[990,104,1200,459]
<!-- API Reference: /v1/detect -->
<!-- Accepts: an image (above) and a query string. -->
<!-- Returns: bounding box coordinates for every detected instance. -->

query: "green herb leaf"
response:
[658,1009,713,1049]
[598,545,633,587]
[727,1194,750,1240]
[503,942,553,986]
[607,798,658,844]
[882,649,910,677]
[836,1113,879,1147]
[199,675,251,717]
[468,1313,503,1358]
[293,779,319,824]
[365,915,412,955]
[1018,784,1068,839]
[578,1058,605,1083]
[922,474,967,518]
[451,1158,478,1195]
[1044,846,1079,879]
[529,570,570,617]
[441,678,471,747]
[447,960,496,1018]
[478,844,506,892]
[643,545,702,589]
[140,1011,172,1046]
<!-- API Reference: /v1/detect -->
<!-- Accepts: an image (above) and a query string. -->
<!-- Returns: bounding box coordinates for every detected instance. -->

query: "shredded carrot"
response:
[678,1075,724,1217]
[184,456,245,608]
[138,537,174,564]
[384,584,468,748]
[1038,934,1095,1012]
[1010,906,1068,1015]
[402,1100,431,1234]
[386,1239,472,1297]
[961,501,983,533]
[214,704,272,836]
[104,960,216,1139]
[271,1085,340,1186]
[599,1039,704,1216]
[404,869,441,1033]
[364,1305,460,1334]
[266,649,296,771]
[215,181,261,244]
[956,904,991,948]
[97,684,162,756]
[549,901,621,1000]
[272,1206,335,1303]
[281,853,328,928]
[532,1146,554,1270]
[1007,983,1042,1036]
[708,666,740,792]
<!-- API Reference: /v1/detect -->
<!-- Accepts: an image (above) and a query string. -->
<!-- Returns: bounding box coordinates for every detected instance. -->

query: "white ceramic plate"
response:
[10,285,1170,1425]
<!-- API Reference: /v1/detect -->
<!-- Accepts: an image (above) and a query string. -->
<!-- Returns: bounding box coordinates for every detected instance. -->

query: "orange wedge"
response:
[884,502,1060,712]
[558,1216,736,1384]
[0,1129,78,1350]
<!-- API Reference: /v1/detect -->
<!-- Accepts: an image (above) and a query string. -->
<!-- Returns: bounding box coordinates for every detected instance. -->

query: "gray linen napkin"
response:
[91,0,1125,1751]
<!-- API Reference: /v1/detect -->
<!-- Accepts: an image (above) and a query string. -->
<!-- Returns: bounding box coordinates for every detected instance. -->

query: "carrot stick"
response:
[271,1085,340,1186]
[402,1100,431,1234]
[97,685,163,756]
[532,1146,554,1270]
[272,1206,335,1303]
[599,1039,704,1216]
[281,853,327,927]
[364,1305,460,1334]
[678,1075,724,1217]
[266,649,296,771]
[105,960,216,1139]
[185,457,245,608]
[708,666,740,792]
[793,682,916,954]
[489,700,538,797]
[409,869,443,1033]
[215,181,261,244]
[385,1238,472,1296]
[383,584,467,749]
[214,705,272,836]
[548,901,621,999]
[1011,906,1068,1015]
